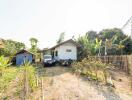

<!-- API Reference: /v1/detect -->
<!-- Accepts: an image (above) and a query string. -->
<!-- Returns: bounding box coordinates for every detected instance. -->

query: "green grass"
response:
[0,66,21,93]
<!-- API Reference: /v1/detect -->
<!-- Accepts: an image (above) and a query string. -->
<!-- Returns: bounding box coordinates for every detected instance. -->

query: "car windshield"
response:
[44,55,52,59]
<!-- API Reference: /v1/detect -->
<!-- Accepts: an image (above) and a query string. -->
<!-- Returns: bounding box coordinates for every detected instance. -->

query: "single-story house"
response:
[41,39,79,61]
[12,49,35,65]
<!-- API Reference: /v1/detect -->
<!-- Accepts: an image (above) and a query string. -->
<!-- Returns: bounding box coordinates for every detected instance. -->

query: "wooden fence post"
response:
[41,77,44,100]
[25,69,29,99]
[36,63,39,87]
[23,67,29,100]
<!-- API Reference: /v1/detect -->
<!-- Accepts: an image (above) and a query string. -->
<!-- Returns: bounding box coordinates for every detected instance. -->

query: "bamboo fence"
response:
[91,55,132,74]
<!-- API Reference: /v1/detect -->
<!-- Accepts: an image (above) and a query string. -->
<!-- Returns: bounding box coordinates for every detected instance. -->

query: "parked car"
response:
[43,55,56,66]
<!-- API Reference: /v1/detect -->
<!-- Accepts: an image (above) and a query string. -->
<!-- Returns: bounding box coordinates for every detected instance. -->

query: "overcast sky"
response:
[0,0,131,49]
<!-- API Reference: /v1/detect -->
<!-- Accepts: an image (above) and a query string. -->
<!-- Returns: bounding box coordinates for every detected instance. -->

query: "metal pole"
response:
[131,20,132,39]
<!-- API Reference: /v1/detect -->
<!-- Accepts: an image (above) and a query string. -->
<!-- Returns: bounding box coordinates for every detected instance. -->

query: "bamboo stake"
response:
[23,67,26,100]
[25,68,29,99]
[41,77,44,100]
[36,74,39,87]
[36,63,39,87]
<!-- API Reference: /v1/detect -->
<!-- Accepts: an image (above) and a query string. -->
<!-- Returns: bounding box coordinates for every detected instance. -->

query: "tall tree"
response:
[99,28,125,41]
[77,35,96,60]
[29,38,38,54]
[86,30,97,41]
[98,28,132,55]
[57,32,65,44]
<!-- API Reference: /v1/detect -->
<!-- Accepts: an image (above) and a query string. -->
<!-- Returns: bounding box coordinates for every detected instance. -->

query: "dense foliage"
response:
[72,56,110,83]
[0,39,25,57]
[19,62,37,92]
[0,56,11,77]
[77,35,96,60]
[29,38,38,54]
[0,66,20,93]
[76,28,132,60]
[0,56,18,94]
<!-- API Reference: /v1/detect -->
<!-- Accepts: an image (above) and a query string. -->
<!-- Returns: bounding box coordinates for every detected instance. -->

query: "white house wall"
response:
[54,42,77,60]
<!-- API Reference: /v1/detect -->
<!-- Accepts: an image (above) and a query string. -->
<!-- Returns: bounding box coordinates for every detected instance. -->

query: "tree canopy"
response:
[29,38,38,54]
[0,39,25,56]
[76,28,132,60]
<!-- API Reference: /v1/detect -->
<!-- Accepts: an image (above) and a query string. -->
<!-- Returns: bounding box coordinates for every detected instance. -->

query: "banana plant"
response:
[113,36,129,55]
[105,35,118,55]
[95,38,102,56]
[0,56,11,77]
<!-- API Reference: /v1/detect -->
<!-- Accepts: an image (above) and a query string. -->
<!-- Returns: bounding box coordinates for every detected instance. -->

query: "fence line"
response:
[90,55,132,74]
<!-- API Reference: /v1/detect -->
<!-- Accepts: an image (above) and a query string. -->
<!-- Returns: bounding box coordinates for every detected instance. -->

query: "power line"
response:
[121,16,132,39]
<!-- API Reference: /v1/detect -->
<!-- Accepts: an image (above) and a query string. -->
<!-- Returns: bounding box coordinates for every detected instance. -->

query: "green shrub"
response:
[0,56,11,77]
[0,67,20,93]
[19,62,37,92]
[72,56,110,83]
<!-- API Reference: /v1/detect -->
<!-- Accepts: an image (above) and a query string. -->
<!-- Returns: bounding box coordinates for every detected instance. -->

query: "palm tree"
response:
[29,38,38,54]
[30,38,38,46]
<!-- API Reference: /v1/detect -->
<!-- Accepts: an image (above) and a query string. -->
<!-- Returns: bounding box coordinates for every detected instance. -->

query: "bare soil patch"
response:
[1,65,132,100]
[35,66,132,100]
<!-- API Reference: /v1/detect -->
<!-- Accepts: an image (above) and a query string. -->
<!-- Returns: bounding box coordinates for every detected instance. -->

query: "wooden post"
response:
[36,63,39,87]
[23,67,29,100]
[76,71,80,99]
[41,77,44,100]
[125,55,129,74]
[25,69,29,99]
[36,74,39,87]
[23,68,27,100]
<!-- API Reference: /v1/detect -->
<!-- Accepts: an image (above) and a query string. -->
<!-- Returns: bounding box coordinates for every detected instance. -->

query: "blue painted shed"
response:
[14,50,34,65]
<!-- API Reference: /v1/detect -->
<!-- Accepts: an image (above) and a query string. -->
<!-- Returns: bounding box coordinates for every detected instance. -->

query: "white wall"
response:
[54,42,77,60]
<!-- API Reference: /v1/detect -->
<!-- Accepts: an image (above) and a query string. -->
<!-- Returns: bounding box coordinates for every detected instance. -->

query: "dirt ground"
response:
[1,65,132,100]
[33,65,132,100]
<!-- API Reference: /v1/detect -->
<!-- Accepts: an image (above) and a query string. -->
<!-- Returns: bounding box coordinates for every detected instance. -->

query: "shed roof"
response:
[15,49,35,55]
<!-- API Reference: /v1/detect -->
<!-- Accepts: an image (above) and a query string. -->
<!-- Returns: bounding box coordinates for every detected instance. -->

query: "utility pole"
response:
[122,16,132,39]
[131,19,132,39]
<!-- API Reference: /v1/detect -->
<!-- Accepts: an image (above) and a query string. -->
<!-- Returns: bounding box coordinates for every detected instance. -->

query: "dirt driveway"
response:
[34,66,132,100]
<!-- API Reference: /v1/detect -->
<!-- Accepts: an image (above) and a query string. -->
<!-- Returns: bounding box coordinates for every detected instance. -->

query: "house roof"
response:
[50,39,79,50]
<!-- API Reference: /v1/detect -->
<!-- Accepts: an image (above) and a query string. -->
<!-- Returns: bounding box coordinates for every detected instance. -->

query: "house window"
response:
[55,51,58,56]
[66,49,72,52]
